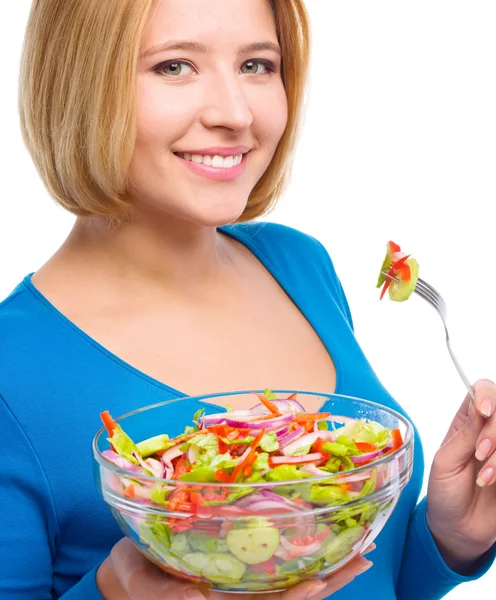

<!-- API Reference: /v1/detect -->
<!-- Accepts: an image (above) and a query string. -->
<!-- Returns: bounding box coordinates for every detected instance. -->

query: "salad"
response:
[377,240,419,301]
[98,390,405,590]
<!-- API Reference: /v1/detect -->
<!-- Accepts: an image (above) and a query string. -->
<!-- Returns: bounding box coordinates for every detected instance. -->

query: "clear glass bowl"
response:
[92,391,414,594]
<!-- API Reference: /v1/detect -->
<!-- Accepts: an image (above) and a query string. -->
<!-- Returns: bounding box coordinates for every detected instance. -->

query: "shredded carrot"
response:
[254,393,280,415]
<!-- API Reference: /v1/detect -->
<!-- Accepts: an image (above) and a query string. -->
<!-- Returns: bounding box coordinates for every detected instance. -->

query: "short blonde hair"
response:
[19,0,311,221]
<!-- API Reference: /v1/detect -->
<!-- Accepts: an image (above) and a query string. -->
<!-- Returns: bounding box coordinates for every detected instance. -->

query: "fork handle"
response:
[445,337,475,400]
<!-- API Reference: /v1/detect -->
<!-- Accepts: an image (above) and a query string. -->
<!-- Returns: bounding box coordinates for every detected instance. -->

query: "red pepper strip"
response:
[380,277,393,300]
[294,412,330,422]
[389,241,401,253]
[392,428,403,451]
[355,442,377,452]
[287,392,298,400]
[123,484,135,499]
[243,465,253,477]
[339,483,352,492]
[172,457,190,480]
[231,429,265,482]
[254,393,280,415]
[100,410,118,436]
[214,469,231,483]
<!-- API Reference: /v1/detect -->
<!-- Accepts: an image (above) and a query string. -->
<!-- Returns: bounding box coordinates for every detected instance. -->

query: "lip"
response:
[175,146,251,158]
[175,151,248,182]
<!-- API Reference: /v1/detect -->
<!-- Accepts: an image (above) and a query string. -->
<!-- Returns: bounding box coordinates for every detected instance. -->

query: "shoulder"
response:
[0,276,44,338]
[223,221,335,269]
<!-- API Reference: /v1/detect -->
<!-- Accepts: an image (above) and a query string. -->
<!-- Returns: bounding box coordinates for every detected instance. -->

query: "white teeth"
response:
[179,152,245,168]
[211,155,225,168]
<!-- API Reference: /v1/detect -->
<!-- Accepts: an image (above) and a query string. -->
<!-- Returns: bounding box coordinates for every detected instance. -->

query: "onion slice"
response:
[282,430,336,456]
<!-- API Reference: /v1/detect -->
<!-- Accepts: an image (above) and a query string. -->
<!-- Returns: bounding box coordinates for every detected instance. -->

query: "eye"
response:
[153,60,195,78]
[240,60,276,75]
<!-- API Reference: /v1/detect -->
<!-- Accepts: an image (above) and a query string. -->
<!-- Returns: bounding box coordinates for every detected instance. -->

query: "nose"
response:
[199,72,254,132]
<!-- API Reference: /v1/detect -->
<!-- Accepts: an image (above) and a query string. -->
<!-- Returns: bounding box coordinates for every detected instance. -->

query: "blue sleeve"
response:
[396,497,496,599]
[0,394,104,600]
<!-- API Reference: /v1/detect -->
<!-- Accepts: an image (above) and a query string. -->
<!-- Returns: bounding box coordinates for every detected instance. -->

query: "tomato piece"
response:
[392,428,403,451]
[168,488,190,510]
[389,241,401,253]
[172,457,190,479]
[213,469,231,483]
[312,437,325,453]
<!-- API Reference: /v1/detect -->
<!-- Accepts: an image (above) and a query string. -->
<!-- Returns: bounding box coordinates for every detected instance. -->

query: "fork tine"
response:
[417,277,442,297]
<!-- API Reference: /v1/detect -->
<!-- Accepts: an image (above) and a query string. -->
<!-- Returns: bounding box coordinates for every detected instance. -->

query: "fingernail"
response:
[480,399,494,418]
[306,581,327,599]
[358,560,373,574]
[476,467,495,488]
[475,439,492,461]
[182,589,206,600]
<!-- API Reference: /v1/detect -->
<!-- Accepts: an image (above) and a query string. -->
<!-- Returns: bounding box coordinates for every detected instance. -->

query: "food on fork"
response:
[376,241,419,301]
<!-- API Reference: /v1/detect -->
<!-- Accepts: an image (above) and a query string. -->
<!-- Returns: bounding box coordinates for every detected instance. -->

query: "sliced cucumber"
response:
[136,434,171,457]
[388,257,419,302]
[182,552,246,583]
[376,243,393,288]
[324,526,366,565]
[226,527,280,565]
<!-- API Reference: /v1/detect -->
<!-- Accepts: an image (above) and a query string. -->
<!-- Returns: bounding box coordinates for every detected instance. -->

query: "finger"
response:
[435,391,486,474]
[473,379,496,419]
[110,538,205,600]
[282,555,373,600]
[362,542,376,556]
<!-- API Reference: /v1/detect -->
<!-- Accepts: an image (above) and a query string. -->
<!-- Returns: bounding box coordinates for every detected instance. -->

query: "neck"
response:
[57,212,235,292]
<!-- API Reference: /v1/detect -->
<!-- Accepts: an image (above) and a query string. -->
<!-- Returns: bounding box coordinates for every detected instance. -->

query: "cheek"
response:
[254,83,289,146]
[133,79,189,151]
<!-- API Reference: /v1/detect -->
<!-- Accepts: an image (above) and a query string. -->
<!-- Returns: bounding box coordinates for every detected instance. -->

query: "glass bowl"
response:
[92,391,414,594]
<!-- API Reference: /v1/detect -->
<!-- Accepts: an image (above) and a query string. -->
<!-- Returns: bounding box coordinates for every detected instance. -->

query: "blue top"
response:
[0,222,494,599]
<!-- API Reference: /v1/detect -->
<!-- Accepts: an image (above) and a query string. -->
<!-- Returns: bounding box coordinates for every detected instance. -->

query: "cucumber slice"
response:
[376,243,393,288]
[388,257,419,302]
[226,527,280,565]
[182,552,246,583]
[136,434,170,457]
[324,526,366,565]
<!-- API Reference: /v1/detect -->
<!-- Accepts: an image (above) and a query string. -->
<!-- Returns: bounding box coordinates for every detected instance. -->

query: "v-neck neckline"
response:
[22,225,344,397]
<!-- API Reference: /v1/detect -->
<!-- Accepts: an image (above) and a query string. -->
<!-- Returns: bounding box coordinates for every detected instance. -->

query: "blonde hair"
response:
[19,0,311,221]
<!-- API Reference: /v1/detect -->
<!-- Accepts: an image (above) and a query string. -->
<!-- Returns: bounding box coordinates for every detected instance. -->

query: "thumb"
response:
[435,400,484,473]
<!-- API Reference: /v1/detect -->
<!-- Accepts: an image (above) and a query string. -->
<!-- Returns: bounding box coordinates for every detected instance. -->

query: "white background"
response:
[1,1,495,597]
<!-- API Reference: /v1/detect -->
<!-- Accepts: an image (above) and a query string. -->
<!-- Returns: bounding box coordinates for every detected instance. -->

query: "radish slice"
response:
[269,452,324,465]
[227,412,293,431]
[160,444,183,468]
[279,427,306,449]
[280,536,322,557]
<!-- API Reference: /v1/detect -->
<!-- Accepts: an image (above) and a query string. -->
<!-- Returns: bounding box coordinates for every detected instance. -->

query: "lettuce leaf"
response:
[259,432,279,452]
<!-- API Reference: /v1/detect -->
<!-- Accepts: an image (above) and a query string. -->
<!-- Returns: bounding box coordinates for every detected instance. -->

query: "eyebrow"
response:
[140,40,282,59]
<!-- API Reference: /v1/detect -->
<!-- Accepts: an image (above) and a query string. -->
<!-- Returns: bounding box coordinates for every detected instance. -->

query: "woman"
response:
[1,0,495,598]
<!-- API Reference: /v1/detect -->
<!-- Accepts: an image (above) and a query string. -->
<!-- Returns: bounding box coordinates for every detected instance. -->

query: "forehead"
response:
[145,0,278,48]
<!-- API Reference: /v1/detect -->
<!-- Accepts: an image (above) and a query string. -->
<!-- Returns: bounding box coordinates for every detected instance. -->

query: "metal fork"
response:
[382,272,474,400]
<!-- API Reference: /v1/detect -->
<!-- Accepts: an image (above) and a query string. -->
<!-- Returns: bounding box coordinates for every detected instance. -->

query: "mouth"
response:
[174,151,248,170]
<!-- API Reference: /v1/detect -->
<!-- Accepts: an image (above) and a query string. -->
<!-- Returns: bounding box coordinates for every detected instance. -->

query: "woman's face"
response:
[128,0,288,226]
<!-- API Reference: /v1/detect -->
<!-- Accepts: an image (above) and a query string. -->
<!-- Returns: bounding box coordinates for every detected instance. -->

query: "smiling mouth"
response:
[174,152,246,169]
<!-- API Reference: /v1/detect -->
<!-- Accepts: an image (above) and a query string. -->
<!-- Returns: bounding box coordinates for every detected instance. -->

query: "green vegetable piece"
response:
[324,526,366,565]
[263,388,277,400]
[170,532,191,555]
[259,432,279,452]
[136,434,170,458]
[322,442,350,457]
[388,257,419,302]
[376,242,393,288]
[186,531,227,553]
[182,552,246,583]
[110,426,141,465]
[226,527,280,564]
